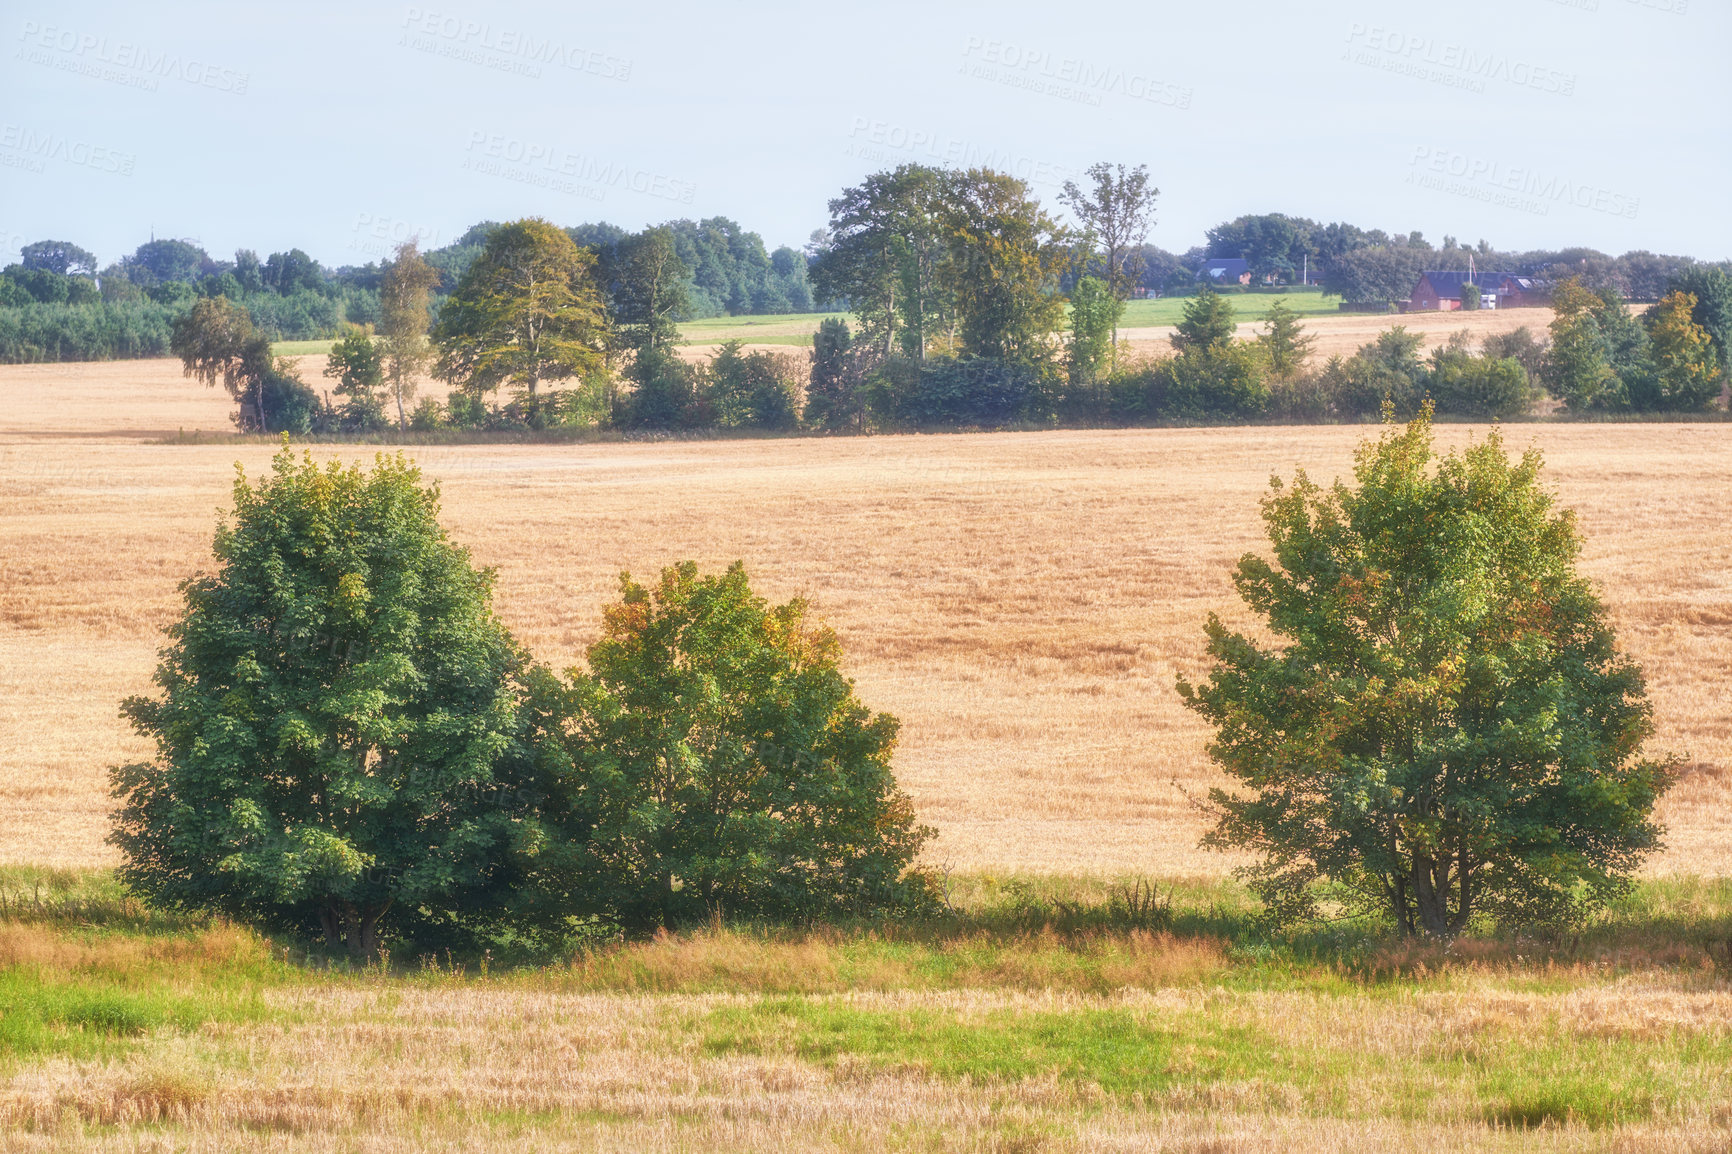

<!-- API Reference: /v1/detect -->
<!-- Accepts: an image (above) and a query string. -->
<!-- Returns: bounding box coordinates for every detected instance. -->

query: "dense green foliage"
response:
[112,465,930,950]
[433,218,610,405]
[1541,280,1724,413]
[518,563,931,931]
[1179,411,1675,936]
[111,449,527,958]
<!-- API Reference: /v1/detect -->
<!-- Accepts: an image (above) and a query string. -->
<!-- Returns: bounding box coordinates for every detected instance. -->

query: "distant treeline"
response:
[7,178,1731,366]
[0,220,814,363]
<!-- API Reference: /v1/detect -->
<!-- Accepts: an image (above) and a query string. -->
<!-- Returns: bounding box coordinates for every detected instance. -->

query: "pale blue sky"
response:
[2,0,1724,270]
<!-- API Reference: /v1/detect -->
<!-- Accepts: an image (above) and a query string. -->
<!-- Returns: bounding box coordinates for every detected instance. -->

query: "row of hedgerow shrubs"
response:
[112,448,931,959]
[357,282,1723,438]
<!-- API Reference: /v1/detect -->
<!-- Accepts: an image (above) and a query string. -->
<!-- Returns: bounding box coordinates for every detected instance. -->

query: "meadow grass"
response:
[266,338,336,357]
[2,869,1730,1147]
[1118,288,1337,328]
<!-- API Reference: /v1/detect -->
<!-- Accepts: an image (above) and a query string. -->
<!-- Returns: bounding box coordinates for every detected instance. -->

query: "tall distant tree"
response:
[378,240,442,430]
[434,218,610,405]
[20,239,98,278]
[1667,266,1732,370]
[128,239,210,285]
[262,249,325,295]
[613,226,695,428]
[1180,410,1675,937]
[1541,279,1628,411]
[1060,163,1158,358]
[812,165,951,359]
[324,329,387,431]
[941,168,1068,365]
[806,316,862,430]
[613,226,689,355]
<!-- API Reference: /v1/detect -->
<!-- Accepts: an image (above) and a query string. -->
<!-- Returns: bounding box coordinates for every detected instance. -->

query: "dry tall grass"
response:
[2,979,1730,1151]
[1,360,1729,876]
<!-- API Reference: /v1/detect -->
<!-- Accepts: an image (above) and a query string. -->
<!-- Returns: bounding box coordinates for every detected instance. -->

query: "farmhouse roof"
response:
[1197,257,1248,280]
[1414,270,1521,300]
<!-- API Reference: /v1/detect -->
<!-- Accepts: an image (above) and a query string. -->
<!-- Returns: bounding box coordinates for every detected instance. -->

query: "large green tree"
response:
[812,165,952,359]
[1179,410,1674,937]
[1642,290,1722,411]
[942,168,1068,365]
[111,448,526,958]
[434,218,610,404]
[323,329,387,432]
[519,562,931,930]
[20,239,98,277]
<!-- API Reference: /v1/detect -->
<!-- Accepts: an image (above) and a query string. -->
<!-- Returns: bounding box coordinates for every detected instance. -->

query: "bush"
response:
[521,563,933,930]
[1161,344,1269,419]
[901,356,1042,425]
[710,340,801,430]
[1429,354,1535,419]
[110,448,526,958]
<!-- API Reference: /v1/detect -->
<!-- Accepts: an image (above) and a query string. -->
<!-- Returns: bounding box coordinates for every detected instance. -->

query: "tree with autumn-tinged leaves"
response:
[942,168,1069,366]
[1179,408,1674,937]
[517,562,932,931]
[434,218,609,407]
[110,447,526,959]
[1643,290,1722,411]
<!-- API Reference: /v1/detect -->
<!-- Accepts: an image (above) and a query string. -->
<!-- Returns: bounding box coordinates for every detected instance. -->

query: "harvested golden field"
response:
[1,358,1730,876]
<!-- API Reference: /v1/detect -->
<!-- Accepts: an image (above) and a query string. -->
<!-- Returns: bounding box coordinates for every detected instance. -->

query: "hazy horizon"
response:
[3,0,1726,271]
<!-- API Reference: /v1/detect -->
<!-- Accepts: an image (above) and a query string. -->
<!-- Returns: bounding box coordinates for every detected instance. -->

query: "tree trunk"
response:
[321,899,391,961]
[1410,856,1463,938]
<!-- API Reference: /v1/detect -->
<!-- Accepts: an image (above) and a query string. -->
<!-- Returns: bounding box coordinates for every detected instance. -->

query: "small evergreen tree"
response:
[111,447,525,958]
[1253,298,1316,382]
[1169,284,1237,357]
[1179,409,1675,936]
